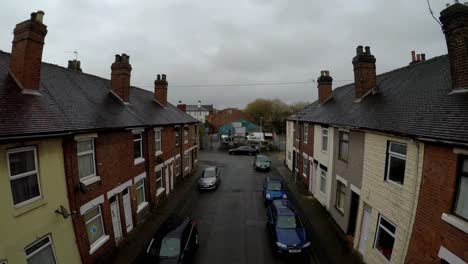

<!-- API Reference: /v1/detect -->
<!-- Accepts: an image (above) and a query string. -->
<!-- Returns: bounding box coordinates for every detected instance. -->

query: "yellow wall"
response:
[0,138,81,264]
[354,132,424,264]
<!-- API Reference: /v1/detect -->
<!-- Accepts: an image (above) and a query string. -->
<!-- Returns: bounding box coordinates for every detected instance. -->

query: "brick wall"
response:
[405,144,468,263]
[207,108,245,133]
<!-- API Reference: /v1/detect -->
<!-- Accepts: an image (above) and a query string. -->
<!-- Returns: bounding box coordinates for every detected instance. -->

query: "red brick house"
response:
[206,108,246,133]
[1,11,199,264]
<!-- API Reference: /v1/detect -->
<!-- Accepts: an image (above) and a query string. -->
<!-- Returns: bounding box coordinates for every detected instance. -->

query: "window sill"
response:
[441,213,468,234]
[89,235,110,255]
[303,173,307,178]
[334,206,345,216]
[321,149,328,154]
[13,198,47,217]
[81,175,101,186]
[155,151,163,157]
[156,188,165,196]
[137,201,149,213]
[134,157,145,165]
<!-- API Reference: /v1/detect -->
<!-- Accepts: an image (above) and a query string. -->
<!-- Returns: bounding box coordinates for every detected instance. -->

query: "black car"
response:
[146,216,199,263]
[228,146,258,156]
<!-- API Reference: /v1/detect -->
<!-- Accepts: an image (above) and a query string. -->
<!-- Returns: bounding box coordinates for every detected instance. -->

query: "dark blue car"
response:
[263,177,287,204]
[266,199,310,253]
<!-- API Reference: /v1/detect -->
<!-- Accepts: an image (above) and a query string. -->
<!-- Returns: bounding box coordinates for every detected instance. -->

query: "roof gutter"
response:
[0,132,73,142]
[416,137,468,148]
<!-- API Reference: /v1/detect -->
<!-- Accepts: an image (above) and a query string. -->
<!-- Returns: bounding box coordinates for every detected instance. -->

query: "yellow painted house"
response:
[353,133,424,264]
[0,138,81,264]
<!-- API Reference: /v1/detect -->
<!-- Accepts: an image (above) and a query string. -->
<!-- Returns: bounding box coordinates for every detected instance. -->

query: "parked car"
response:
[228,146,258,156]
[146,216,199,263]
[254,154,271,171]
[266,199,310,253]
[198,166,220,190]
[263,177,287,204]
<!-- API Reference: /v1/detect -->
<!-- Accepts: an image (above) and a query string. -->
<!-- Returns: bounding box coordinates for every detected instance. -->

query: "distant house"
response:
[206,108,246,133]
[286,3,468,264]
[218,119,259,137]
[186,102,214,123]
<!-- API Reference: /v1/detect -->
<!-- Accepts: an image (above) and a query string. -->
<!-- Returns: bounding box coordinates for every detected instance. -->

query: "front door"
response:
[170,162,174,190]
[110,196,122,242]
[358,204,372,255]
[122,188,133,232]
[165,165,170,195]
[347,191,360,237]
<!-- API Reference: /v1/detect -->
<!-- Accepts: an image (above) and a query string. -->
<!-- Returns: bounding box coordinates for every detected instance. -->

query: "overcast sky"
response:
[0,0,450,109]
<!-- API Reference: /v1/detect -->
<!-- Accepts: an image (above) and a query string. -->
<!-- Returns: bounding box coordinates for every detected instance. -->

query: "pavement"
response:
[98,146,363,264]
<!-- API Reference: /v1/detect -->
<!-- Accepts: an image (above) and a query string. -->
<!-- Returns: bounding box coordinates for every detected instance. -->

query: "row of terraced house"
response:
[286,3,467,264]
[0,11,199,264]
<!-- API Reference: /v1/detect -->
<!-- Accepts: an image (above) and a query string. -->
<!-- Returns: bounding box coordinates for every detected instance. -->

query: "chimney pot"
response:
[157,74,161,80]
[357,45,364,55]
[417,54,421,61]
[365,46,370,54]
[411,51,416,62]
[162,74,166,81]
[35,10,44,23]
[421,53,426,61]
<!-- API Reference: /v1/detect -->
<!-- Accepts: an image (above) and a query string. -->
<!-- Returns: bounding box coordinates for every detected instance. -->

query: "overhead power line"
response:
[426,0,443,27]
[134,79,353,88]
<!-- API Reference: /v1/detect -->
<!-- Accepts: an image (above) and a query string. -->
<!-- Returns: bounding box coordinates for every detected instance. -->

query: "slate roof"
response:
[0,51,198,139]
[288,55,468,144]
[186,104,213,112]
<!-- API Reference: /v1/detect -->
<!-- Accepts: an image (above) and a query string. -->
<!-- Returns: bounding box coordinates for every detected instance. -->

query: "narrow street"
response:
[183,149,317,264]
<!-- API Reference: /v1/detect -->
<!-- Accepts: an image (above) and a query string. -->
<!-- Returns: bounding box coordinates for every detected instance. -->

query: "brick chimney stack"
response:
[440,2,468,92]
[352,45,376,99]
[154,74,168,107]
[317,70,333,104]
[9,11,48,93]
[177,101,187,112]
[68,59,82,72]
[111,54,132,103]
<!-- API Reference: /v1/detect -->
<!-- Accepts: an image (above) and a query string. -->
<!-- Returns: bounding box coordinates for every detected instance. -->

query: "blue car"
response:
[263,177,287,204]
[266,199,310,253]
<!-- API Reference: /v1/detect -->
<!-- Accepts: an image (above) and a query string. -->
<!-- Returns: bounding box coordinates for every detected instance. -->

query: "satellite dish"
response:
[55,205,74,219]
[79,182,88,193]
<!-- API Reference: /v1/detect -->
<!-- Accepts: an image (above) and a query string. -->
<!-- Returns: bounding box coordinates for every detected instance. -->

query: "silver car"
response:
[198,167,220,190]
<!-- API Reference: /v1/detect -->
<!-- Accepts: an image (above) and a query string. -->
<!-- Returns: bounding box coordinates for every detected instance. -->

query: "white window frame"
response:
[135,179,147,213]
[7,146,42,207]
[25,235,57,263]
[175,129,180,146]
[155,128,162,156]
[184,129,189,144]
[295,125,300,142]
[288,151,292,161]
[77,139,99,185]
[184,154,189,171]
[176,157,181,176]
[321,127,328,152]
[338,131,349,162]
[320,168,327,195]
[335,180,346,213]
[155,166,164,194]
[133,132,144,164]
[385,141,407,185]
[304,124,308,144]
[303,154,308,177]
[84,205,108,254]
[373,214,397,261]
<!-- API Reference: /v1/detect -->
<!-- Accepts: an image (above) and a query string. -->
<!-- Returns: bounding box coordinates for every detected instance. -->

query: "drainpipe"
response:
[144,129,152,209]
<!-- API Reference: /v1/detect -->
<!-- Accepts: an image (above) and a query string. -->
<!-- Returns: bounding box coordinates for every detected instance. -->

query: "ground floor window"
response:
[374,214,396,260]
[136,179,146,208]
[335,181,346,213]
[156,168,163,190]
[288,151,291,161]
[84,206,106,249]
[25,235,57,264]
[176,157,181,176]
[320,168,327,194]
[303,156,308,176]
[184,154,189,171]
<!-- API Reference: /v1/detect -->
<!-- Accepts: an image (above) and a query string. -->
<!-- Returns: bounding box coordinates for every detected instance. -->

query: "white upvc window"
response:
[321,127,328,152]
[77,139,99,185]
[320,167,327,194]
[155,167,163,192]
[176,157,181,176]
[303,155,308,177]
[184,129,188,144]
[175,129,180,146]
[133,132,143,162]
[135,179,147,212]
[25,235,57,264]
[288,151,292,161]
[7,147,42,207]
[374,214,396,261]
[155,128,162,155]
[84,205,107,253]
[184,154,189,171]
[335,181,346,213]
[304,124,308,144]
[385,141,407,185]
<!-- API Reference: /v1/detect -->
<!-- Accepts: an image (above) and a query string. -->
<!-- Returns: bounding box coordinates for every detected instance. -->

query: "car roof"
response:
[204,167,216,172]
[256,154,269,158]
[165,217,190,239]
[265,176,281,182]
[272,200,296,216]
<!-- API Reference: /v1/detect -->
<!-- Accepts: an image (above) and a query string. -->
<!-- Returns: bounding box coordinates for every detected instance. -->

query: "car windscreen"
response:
[267,182,282,191]
[159,237,180,258]
[277,215,301,229]
[256,156,269,162]
[202,170,216,178]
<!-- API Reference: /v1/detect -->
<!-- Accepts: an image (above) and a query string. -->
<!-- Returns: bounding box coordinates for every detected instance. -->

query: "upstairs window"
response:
[7,147,41,206]
[385,142,407,185]
[304,124,308,144]
[175,129,180,146]
[338,131,349,161]
[320,166,327,194]
[155,129,162,155]
[321,127,328,152]
[295,125,300,141]
[133,132,143,160]
[184,129,188,144]
[176,157,181,176]
[77,139,97,183]
[454,155,468,220]
[25,235,57,264]
[374,215,396,261]
[156,168,163,190]
[303,156,308,176]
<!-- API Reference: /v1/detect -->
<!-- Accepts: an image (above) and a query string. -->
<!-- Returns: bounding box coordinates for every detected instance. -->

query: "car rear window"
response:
[159,237,180,257]
[267,182,282,191]
[277,215,301,229]
[256,156,269,162]
[202,170,216,178]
